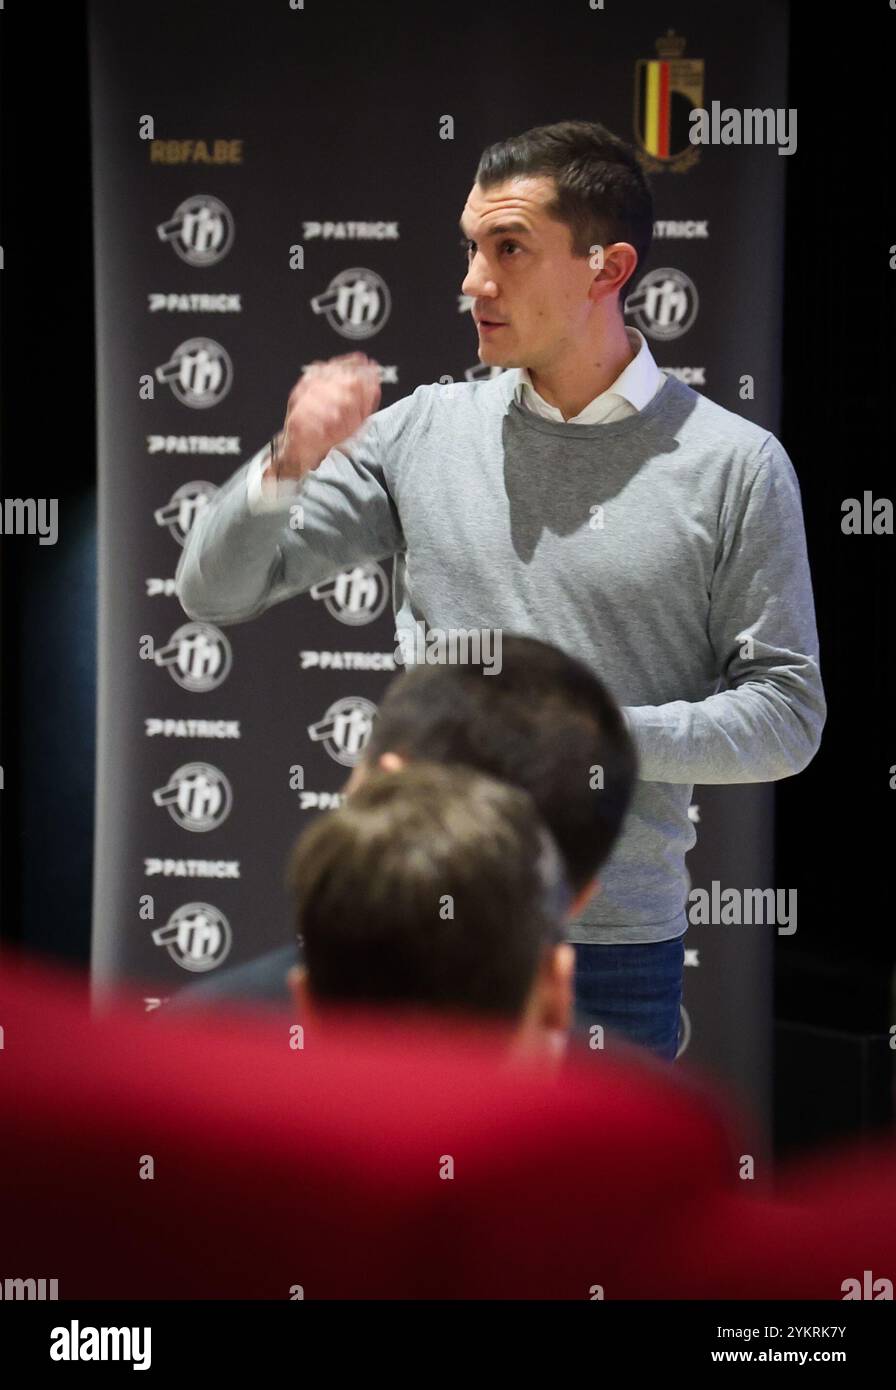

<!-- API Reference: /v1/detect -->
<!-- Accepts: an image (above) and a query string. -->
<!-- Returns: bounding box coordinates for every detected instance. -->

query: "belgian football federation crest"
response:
[634,29,703,174]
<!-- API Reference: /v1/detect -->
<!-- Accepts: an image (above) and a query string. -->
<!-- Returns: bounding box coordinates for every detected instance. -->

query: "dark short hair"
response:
[289,763,571,1020]
[475,118,653,313]
[365,635,638,895]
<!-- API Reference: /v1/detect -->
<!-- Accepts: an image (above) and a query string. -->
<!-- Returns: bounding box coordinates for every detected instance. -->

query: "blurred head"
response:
[460,118,653,372]
[346,634,638,901]
[288,763,576,1057]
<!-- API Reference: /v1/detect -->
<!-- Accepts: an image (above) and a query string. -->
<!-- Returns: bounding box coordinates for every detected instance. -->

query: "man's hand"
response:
[266,352,382,484]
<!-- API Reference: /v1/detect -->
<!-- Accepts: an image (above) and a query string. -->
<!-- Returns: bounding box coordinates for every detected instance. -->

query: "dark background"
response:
[2,1,894,1153]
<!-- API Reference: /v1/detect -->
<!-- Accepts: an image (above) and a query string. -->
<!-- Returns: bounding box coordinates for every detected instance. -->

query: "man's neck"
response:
[526,325,636,421]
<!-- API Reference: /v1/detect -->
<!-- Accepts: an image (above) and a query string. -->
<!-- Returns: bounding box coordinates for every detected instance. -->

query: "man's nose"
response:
[462,253,497,298]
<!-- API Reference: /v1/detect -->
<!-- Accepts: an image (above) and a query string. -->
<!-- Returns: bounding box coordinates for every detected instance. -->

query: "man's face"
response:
[459,175,597,372]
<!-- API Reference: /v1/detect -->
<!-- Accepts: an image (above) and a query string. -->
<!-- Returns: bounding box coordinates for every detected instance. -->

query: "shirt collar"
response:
[513,327,662,420]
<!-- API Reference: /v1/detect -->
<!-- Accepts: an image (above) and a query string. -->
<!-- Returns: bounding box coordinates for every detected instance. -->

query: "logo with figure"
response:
[310,563,389,625]
[310,268,391,338]
[152,763,233,832]
[308,697,377,767]
[156,194,235,265]
[154,623,232,692]
[155,338,233,407]
[154,481,218,546]
[625,268,698,340]
[152,903,232,972]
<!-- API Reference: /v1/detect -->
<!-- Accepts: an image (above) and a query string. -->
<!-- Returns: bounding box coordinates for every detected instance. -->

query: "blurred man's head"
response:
[288,762,575,1056]
[345,634,638,901]
[288,637,637,1054]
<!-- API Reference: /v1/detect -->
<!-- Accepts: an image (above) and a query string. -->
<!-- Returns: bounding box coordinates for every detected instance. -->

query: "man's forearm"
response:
[624,674,826,785]
[174,408,406,627]
[174,447,300,624]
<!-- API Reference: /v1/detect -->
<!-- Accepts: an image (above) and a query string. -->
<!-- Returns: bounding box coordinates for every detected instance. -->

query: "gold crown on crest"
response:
[655,29,687,59]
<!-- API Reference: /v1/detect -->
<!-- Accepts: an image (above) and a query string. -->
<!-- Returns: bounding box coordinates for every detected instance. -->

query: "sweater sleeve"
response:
[622,438,827,784]
[174,390,417,626]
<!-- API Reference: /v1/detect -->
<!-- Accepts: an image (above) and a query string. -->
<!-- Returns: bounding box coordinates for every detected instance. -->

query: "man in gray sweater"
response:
[175,119,825,1060]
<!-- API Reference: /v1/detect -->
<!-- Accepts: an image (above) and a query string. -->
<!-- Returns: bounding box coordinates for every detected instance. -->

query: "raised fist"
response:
[270,352,382,482]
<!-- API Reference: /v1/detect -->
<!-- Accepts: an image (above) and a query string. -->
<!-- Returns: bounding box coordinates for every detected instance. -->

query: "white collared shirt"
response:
[514,326,665,424]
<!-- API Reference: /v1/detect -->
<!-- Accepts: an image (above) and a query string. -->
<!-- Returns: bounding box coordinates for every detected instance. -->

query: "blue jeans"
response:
[572,937,685,1062]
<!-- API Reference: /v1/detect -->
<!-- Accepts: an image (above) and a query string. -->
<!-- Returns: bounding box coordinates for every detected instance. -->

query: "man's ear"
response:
[377,751,407,774]
[343,750,407,797]
[566,876,600,920]
[540,941,575,1034]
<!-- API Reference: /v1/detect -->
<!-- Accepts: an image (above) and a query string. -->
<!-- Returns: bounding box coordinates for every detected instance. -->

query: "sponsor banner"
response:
[89,1,788,1132]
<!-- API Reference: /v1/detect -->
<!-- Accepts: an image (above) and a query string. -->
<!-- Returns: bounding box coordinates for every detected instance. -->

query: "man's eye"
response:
[459,238,520,257]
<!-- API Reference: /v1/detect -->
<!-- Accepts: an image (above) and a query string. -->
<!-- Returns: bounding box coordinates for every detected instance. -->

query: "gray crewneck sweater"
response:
[175,367,826,944]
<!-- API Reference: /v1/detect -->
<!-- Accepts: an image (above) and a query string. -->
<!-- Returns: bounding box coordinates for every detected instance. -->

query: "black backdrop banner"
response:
[89,0,791,1138]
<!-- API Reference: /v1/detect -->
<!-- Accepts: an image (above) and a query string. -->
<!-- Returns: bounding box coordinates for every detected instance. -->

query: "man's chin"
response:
[478,343,518,368]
